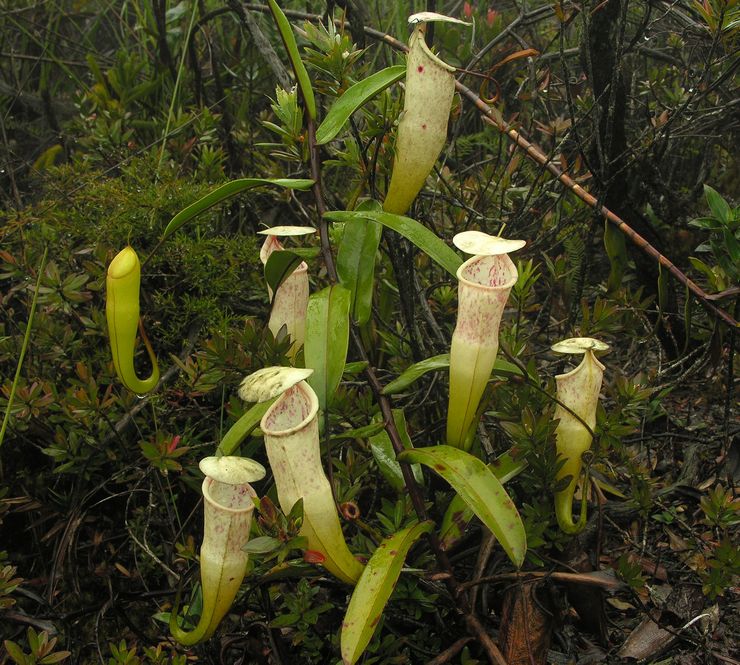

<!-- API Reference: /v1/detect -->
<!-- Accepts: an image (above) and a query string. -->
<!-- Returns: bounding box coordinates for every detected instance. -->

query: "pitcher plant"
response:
[383,13,469,215]
[106,246,160,394]
[550,337,609,534]
[170,456,265,644]
[447,232,526,449]
[240,367,363,584]
[259,226,316,360]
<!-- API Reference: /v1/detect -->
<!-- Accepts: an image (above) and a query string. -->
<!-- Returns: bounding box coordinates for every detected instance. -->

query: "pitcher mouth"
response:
[457,253,518,291]
[261,381,319,438]
[411,23,456,74]
[202,478,256,514]
[555,350,605,384]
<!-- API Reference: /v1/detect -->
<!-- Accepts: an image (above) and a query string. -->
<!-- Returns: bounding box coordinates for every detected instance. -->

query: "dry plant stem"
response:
[465,103,738,329]
[426,637,474,665]
[459,570,623,592]
[471,530,497,611]
[307,117,508,665]
[228,0,291,89]
[308,120,337,283]
[308,118,338,492]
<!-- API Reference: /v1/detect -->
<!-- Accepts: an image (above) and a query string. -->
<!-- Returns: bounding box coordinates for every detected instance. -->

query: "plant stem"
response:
[156,0,200,174]
[0,245,48,451]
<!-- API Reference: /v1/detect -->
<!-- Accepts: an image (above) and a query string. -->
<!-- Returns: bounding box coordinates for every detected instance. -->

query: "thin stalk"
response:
[0,246,49,450]
[156,0,199,174]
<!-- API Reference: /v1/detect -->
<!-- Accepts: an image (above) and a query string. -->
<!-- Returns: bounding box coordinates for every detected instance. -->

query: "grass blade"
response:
[0,246,48,449]
[267,0,316,119]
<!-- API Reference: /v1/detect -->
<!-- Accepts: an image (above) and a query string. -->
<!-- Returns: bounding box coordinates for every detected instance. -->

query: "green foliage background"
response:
[0,0,737,663]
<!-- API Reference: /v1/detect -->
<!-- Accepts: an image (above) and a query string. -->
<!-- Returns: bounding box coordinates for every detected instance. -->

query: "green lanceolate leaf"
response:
[369,410,423,492]
[304,285,351,410]
[344,360,369,375]
[397,446,526,567]
[331,421,386,443]
[267,0,316,120]
[218,399,275,456]
[242,535,281,554]
[382,354,523,395]
[288,246,322,260]
[341,521,433,665]
[264,250,304,298]
[383,354,450,395]
[336,199,383,325]
[492,358,527,379]
[704,184,731,224]
[370,432,405,492]
[162,178,313,239]
[325,210,462,278]
[316,65,406,144]
[439,450,527,550]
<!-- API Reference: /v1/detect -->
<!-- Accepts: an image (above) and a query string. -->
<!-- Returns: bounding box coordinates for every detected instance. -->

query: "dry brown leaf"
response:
[617,610,676,660]
[607,597,635,611]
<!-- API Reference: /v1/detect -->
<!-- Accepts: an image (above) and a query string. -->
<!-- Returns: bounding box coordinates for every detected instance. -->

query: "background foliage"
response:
[0,0,737,663]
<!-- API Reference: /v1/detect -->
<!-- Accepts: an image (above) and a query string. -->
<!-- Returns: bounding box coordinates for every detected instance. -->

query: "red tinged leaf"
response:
[303,550,326,565]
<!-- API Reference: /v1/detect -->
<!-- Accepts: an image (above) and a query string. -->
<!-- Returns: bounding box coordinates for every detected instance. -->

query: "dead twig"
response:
[426,637,474,665]
[459,569,625,592]
[468,108,737,329]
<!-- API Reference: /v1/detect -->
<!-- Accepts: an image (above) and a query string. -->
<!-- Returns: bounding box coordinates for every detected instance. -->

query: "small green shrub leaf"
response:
[341,521,432,665]
[397,446,526,567]
[3,640,27,664]
[163,178,313,239]
[337,200,383,324]
[267,0,316,120]
[305,285,351,411]
[325,210,462,278]
[316,66,406,145]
